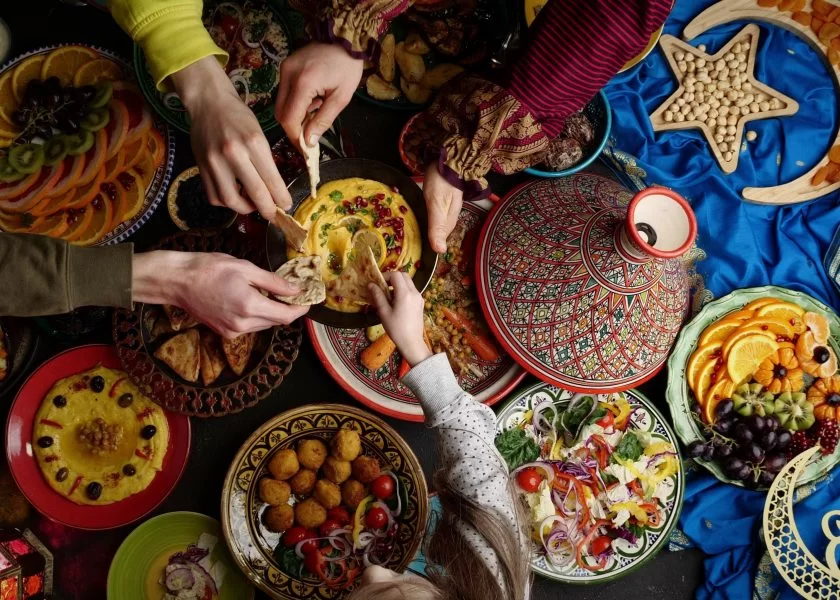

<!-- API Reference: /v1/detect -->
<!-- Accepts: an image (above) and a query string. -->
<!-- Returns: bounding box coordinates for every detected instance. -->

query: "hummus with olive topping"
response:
[33,365,169,505]
[288,178,422,312]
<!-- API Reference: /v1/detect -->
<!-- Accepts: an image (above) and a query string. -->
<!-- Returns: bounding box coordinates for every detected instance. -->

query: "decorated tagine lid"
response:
[476,173,697,392]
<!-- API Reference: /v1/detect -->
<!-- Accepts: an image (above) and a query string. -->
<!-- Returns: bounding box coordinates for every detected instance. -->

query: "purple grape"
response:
[687,441,707,458]
[740,443,765,463]
[760,431,778,452]
[714,444,734,459]
[764,453,787,473]
[734,423,754,444]
[713,418,734,434]
[723,456,745,475]
[715,399,734,419]
[690,402,702,416]
[747,415,767,433]
[775,431,792,450]
[765,417,779,432]
[757,470,776,487]
[702,445,715,461]
[734,464,752,481]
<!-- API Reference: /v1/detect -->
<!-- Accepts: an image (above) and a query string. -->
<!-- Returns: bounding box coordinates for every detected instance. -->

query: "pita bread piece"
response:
[222,332,257,376]
[274,256,326,306]
[273,208,309,253]
[162,304,199,331]
[299,131,320,200]
[327,246,391,305]
[199,330,227,386]
[154,328,201,383]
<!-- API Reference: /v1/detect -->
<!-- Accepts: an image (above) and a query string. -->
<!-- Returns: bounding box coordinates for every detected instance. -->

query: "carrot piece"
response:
[814,0,834,17]
[829,6,840,21]
[440,307,501,361]
[830,48,840,64]
[792,10,812,25]
[778,0,799,11]
[397,358,411,378]
[819,22,840,44]
[360,334,396,371]
[813,16,826,33]
[828,166,840,183]
[812,165,832,185]
[829,145,840,164]
[831,37,840,51]
[790,0,806,10]
[757,0,780,6]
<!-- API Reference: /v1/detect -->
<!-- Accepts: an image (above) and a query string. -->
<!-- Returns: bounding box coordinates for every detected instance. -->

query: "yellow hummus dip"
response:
[289,178,421,312]
[33,365,170,505]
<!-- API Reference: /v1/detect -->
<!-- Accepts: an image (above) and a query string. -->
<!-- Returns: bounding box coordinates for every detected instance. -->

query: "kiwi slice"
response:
[8,144,45,174]
[0,157,25,182]
[44,136,69,166]
[80,108,110,133]
[65,130,95,156]
[88,82,113,109]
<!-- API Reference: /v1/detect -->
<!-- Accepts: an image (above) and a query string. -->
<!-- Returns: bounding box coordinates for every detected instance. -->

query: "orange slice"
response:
[692,358,723,407]
[134,153,157,190]
[44,154,86,201]
[105,99,130,160]
[720,309,756,323]
[103,150,125,182]
[146,128,165,167]
[63,167,106,210]
[114,169,146,221]
[30,211,71,238]
[0,163,64,213]
[721,326,777,358]
[72,57,124,87]
[726,335,780,385]
[0,210,35,232]
[698,319,744,347]
[71,187,115,245]
[0,169,40,200]
[755,302,806,333]
[687,342,723,392]
[704,377,735,424]
[58,204,94,241]
[740,317,795,338]
[804,311,831,343]
[39,46,97,86]
[743,298,778,311]
[11,55,46,104]
[77,129,108,185]
[120,136,147,171]
[112,82,152,144]
[0,71,20,136]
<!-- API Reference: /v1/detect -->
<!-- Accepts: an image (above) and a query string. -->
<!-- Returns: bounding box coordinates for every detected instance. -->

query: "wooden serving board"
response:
[682,0,840,205]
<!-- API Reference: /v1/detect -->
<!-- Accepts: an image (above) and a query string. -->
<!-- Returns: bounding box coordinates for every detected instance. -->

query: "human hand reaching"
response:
[275,43,363,148]
[170,56,291,221]
[368,272,431,367]
[424,164,463,254]
[133,251,309,339]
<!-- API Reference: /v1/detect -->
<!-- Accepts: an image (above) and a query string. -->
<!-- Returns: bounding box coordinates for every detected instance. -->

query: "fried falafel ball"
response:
[263,504,294,533]
[351,455,381,484]
[331,429,362,462]
[313,479,342,509]
[294,497,327,529]
[289,468,317,496]
[258,478,291,506]
[322,456,351,484]
[297,438,328,470]
[341,479,367,510]
[267,448,299,481]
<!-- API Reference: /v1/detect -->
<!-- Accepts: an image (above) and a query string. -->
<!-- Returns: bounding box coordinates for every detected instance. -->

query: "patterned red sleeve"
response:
[412,0,672,200]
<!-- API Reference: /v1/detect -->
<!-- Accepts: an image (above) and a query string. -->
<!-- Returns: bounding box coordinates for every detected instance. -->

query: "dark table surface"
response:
[0,2,704,598]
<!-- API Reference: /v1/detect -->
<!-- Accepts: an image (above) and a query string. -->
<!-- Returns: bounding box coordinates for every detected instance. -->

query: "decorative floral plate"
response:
[221,404,429,599]
[5,345,190,530]
[665,285,840,487]
[308,196,524,422]
[107,511,254,600]
[495,381,685,584]
[133,0,291,134]
[0,44,175,246]
[112,229,303,417]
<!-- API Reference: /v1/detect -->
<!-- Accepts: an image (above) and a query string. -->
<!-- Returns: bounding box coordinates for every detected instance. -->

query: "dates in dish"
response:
[542,112,596,172]
[175,175,236,229]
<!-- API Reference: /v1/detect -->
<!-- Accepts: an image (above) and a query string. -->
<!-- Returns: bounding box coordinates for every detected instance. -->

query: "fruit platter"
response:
[495,382,684,583]
[0,44,174,245]
[666,286,840,489]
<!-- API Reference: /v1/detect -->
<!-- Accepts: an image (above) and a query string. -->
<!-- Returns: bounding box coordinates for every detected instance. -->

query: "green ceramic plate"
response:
[665,285,840,488]
[107,511,254,600]
[495,382,685,584]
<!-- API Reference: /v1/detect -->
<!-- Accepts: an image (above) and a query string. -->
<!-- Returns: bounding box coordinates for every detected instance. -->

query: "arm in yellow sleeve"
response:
[107,0,228,90]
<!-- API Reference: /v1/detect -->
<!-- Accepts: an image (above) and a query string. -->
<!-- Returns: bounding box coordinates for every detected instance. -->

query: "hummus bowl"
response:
[268,158,438,328]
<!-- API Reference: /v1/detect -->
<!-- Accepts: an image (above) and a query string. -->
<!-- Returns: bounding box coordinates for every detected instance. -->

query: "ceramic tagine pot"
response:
[475,173,697,392]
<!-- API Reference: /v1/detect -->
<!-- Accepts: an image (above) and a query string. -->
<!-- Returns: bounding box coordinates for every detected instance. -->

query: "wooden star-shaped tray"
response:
[650,23,799,174]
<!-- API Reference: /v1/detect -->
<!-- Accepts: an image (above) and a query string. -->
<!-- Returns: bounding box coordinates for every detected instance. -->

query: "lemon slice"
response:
[726,335,780,385]
[351,228,386,265]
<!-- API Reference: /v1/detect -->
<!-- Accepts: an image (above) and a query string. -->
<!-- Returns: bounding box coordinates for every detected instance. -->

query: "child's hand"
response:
[368,272,432,367]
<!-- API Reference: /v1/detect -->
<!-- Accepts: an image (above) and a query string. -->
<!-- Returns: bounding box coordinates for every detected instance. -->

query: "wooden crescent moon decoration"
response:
[762,446,840,598]
[683,0,840,205]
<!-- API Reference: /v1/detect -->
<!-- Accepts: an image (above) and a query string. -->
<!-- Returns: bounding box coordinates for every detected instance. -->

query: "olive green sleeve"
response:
[0,234,134,316]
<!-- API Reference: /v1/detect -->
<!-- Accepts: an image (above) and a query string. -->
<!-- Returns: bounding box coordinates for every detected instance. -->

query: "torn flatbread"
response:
[273,207,308,253]
[222,332,256,376]
[274,256,326,306]
[327,246,390,305]
[154,329,201,383]
[162,305,199,332]
[299,131,320,200]
[199,330,227,386]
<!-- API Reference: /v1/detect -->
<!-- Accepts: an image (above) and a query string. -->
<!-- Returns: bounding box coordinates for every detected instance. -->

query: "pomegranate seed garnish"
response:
[376,193,385,200]
[414,260,422,269]
[399,205,407,214]
[336,295,344,303]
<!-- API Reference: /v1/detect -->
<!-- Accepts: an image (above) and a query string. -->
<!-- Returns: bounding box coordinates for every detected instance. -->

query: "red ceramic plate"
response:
[5,344,190,530]
[308,181,524,421]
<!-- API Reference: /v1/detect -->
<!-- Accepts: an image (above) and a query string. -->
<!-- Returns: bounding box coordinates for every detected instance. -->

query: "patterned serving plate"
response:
[495,381,685,584]
[133,0,291,134]
[112,229,303,417]
[0,44,175,245]
[665,286,840,487]
[308,197,524,421]
[221,403,429,599]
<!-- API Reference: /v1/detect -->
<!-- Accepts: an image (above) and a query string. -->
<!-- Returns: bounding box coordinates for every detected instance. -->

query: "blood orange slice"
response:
[77,129,108,185]
[63,167,105,210]
[112,82,152,144]
[0,169,40,199]
[115,169,146,222]
[0,163,64,213]
[146,128,165,167]
[121,136,147,171]
[134,154,157,191]
[71,186,116,245]
[46,154,86,199]
[103,150,125,182]
[58,204,94,241]
[104,99,130,160]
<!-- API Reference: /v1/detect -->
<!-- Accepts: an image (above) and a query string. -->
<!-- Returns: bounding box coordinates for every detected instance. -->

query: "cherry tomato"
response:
[219,15,238,40]
[596,412,615,429]
[319,519,343,538]
[304,549,324,575]
[282,526,308,548]
[365,506,389,529]
[590,535,612,557]
[327,506,350,525]
[371,474,395,500]
[299,531,319,556]
[516,467,543,493]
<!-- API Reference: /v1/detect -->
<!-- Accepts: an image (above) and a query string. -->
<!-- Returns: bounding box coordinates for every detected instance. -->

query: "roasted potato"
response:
[404,31,431,55]
[331,429,362,462]
[295,498,327,529]
[267,449,299,481]
[366,74,401,101]
[289,468,317,495]
[263,504,294,533]
[322,456,352,484]
[421,63,464,90]
[395,42,426,83]
[341,479,367,510]
[351,455,381,484]
[379,33,396,82]
[313,479,342,510]
[297,438,328,470]
[258,478,291,506]
[400,78,432,105]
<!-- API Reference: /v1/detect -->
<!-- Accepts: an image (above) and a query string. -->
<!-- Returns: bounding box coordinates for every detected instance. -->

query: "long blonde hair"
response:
[348,464,531,600]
